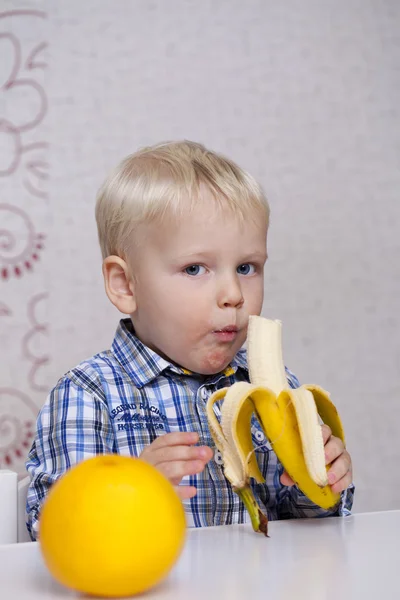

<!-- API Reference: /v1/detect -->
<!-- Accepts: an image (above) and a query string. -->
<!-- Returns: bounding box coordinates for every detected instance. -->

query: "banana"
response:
[206,316,346,536]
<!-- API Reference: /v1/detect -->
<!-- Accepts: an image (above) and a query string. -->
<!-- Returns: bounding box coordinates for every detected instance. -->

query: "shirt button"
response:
[255,430,265,442]
[200,386,209,400]
[214,449,224,465]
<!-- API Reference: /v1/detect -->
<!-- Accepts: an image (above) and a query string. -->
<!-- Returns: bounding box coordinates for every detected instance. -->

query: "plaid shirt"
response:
[26,319,354,540]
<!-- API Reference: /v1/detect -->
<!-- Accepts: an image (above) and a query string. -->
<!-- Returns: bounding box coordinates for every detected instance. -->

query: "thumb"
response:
[280,471,295,487]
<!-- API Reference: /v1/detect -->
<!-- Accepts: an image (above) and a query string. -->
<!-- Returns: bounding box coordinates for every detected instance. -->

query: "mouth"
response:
[213,325,239,342]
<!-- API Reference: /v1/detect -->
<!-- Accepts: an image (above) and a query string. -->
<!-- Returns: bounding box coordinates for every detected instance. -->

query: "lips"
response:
[213,326,239,343]
[214,326,238,333]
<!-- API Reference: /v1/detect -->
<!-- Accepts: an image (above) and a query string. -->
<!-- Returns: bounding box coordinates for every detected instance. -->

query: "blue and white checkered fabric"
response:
[26,319,354,540]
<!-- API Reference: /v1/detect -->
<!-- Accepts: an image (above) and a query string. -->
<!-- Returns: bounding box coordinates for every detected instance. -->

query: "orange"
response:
[39,455,186,597]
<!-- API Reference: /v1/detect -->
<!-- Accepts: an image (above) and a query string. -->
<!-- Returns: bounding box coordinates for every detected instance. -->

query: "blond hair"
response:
[95,140,270,259]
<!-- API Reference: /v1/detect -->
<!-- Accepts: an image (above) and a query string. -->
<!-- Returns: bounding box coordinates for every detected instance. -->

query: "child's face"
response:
[130,193,267,375]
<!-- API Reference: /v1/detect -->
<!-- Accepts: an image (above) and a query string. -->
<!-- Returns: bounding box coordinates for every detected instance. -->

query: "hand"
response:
[280,424,353,494]
[140,432,213,500]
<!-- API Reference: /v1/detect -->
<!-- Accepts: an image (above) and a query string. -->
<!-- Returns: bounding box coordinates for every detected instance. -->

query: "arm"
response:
[25,377,115,540]
[26,377,213,540]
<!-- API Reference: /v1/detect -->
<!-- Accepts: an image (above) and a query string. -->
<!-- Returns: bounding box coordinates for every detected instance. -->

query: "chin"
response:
[194,353,234,376]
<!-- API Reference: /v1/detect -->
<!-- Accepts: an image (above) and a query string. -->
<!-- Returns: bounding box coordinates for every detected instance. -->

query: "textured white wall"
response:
[1,0,399,512]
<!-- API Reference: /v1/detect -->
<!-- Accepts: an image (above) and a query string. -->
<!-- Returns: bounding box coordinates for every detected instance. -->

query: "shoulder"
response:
[285,366,301,389]
[49,348,127,403]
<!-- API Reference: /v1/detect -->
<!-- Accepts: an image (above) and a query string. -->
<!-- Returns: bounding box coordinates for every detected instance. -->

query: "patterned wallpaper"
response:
[0,5,49,475]
[1,0,399,513]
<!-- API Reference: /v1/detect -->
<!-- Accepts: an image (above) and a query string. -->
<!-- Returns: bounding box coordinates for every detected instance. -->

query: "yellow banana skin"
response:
[207,385,268,535]
[206,316,347,535]
[239,385,344,510]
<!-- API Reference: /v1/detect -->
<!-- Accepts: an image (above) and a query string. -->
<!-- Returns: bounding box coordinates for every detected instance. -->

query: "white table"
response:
[1,511,399,599]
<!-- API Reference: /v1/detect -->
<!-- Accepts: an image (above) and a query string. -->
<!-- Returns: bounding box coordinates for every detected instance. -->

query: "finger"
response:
[175,485,197,500]
[147,431,199,450]
[280,471,295,487]
[321,424,332,445]
[142,444,212,467]
[324,436,345,466]
[327,450,352,487]
[158,459,208,483]
[331,465,353,495]
[331,472,352,495]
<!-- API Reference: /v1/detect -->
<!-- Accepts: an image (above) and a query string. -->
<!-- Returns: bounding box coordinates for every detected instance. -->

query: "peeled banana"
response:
[206,316,346,536]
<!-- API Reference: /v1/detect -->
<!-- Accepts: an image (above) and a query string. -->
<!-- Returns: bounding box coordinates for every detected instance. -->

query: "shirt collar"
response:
[230,346,248,372]
[111,318,249,388]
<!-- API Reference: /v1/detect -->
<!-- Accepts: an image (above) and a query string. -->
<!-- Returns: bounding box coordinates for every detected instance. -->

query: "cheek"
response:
[138,276,181,309]
[156,283,200,324]
[244,279,264,312]
[170,279,210,311]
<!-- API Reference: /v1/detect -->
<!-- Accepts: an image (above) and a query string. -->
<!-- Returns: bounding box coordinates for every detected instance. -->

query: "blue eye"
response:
[184,265,206,276]
[237,264,255,275]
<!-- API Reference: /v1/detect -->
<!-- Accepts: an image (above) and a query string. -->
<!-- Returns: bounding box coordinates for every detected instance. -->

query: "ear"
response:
[102,256,137,315]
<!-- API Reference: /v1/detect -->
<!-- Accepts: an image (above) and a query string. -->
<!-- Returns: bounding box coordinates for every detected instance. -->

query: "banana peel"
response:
[206,316,346,536]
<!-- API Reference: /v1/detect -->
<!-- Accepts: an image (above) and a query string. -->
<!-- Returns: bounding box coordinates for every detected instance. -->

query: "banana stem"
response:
[236,485,269,537]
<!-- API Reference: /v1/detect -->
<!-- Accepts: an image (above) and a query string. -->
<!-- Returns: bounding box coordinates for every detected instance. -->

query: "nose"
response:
[217,273,244,309]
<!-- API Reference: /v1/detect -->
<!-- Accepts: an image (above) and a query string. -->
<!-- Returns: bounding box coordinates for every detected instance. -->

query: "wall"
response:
[1,0,399,513]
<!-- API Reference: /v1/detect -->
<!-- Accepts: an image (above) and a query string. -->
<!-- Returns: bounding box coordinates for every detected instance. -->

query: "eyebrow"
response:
[175,251,268,262]
[241,252,268,262]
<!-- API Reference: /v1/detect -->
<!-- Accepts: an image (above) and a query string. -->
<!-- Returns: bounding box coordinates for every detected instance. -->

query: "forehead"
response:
[181,200,266,234]
[145,202,267,258]
[172,187,267,230]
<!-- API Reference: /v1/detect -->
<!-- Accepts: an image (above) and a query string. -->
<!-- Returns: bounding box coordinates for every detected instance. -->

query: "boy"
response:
[26,141,354,540]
